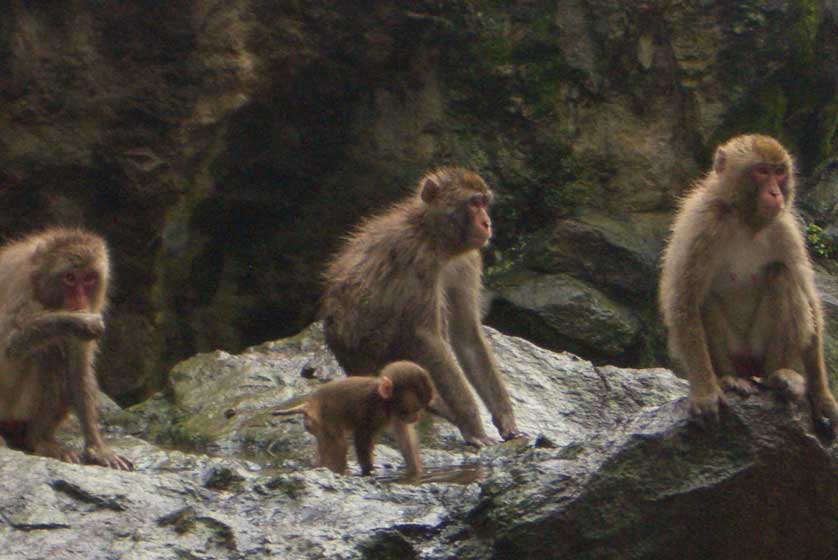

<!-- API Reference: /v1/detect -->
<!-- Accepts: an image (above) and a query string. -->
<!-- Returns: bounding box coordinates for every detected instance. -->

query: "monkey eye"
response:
[753,164,772,177]
[468,195,489,209]
[82,272,98,286]
[62,272,77,286]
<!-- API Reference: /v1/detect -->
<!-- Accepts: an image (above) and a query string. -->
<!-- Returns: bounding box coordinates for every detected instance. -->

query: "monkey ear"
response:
[713,148,727,174]
[377,377,394,400]
[420,177,440,204]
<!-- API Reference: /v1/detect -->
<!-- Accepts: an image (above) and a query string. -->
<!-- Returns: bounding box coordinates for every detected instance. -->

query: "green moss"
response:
[806,224,836,259]
[713,0,834,170]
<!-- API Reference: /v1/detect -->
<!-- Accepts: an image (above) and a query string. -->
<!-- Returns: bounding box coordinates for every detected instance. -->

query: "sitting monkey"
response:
[273,361,434,476]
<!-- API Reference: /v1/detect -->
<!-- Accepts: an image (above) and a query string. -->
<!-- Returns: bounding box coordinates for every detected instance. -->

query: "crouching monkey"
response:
[659,134,838,434]
[0,228,132,469]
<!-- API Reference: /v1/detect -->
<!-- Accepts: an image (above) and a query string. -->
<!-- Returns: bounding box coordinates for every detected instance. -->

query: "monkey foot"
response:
[719,375,759,397]
[83,446,134,471]
[753,369,806,403]
[33,441,83,464]
[463,433,496,448]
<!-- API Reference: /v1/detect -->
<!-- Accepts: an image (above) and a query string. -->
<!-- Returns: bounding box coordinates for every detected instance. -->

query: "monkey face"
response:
[750,163,787,220]
[61,268,100,311]
[464,194,493,248]
[32,243,108,311]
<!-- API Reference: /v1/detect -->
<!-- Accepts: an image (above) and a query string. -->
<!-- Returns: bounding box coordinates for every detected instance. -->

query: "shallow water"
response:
[374,462,485,485]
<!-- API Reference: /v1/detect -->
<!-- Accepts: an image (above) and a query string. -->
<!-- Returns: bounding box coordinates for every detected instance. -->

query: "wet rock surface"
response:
[3,326,837,559]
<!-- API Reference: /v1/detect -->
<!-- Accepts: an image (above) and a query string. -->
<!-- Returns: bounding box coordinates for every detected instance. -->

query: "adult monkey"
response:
[0,228,133,469]
[322,166,520,446]
[659,134,838,433]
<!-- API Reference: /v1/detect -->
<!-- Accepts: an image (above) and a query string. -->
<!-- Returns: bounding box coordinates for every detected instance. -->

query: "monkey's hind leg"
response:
[702,297,758,397]
[24,365,80,464]
[751,264,811,404]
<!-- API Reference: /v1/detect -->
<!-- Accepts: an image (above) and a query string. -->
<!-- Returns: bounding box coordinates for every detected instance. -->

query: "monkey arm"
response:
[64,340,133,470]
[661,213,731,417]
[444,254,519,439]
[447,308,519,438]
[413,328,493,446]
[6,312,105,360]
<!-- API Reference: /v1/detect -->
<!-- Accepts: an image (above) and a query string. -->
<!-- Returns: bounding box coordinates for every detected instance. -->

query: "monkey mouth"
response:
[758,205,782,218]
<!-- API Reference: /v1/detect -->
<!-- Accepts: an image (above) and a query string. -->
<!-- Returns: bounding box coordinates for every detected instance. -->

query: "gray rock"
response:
[5,326,837,559]
[489,271,642,360]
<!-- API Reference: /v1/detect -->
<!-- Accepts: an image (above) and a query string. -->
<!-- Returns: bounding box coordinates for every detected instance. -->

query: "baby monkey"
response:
[273,361,434,476]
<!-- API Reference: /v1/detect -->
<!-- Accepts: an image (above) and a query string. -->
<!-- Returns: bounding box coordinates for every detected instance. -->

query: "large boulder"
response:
[3,326,837,559]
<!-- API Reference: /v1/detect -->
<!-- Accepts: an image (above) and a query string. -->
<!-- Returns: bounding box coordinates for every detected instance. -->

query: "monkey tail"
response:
[272,403,308,416]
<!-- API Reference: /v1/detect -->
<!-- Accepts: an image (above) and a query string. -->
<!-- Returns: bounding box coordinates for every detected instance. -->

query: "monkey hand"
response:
[83,445,134,471]
[687,388,728,428]
[492,414,526,441]
[809,392,838,439]
[58,312,106,340]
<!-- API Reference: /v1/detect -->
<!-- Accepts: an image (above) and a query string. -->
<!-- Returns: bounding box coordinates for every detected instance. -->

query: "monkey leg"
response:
[412,330,493,447]
[353,430,377,476]
[24,361,80,463]
[749,263,812,373]
[390,419,422,477]
[702,297,758,397]
[316,432,348,474]
[750,264,838,432]
[7,312,105,361]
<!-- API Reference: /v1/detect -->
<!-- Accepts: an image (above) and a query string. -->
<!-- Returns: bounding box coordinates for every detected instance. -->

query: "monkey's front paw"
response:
[493,415,525,441]
[74,313,105,339]
[83,446,134,471]
[719,375,759,397]
[810,394,838,439]
[687,390,728,428]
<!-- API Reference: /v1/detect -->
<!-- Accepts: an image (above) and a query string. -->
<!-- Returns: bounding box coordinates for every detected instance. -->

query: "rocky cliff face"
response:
[0,1,836,399]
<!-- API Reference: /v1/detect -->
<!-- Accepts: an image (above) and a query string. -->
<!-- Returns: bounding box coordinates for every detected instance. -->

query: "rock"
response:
[488,272,641,361]
[3,325,838,559]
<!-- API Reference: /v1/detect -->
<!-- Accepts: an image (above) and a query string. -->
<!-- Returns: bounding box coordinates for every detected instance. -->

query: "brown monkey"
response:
[659,134,838,433]
[0,228,133,469]
[321,166,520,447]
[273,361,434,476]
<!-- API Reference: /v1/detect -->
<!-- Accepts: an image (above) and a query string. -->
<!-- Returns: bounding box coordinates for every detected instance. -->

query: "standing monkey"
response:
[322,167,520,446]
[0,228,132,469]
[273,361,434,476]
[659,134,838,433]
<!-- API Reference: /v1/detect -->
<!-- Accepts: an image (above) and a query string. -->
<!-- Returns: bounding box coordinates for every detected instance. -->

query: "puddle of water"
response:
[374,462,485,485]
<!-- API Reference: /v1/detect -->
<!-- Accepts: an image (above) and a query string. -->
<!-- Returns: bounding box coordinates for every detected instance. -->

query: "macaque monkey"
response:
[0,228,133,469]
[273,361,434,476]
[321,166,520,447]
[659,134,838,434]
